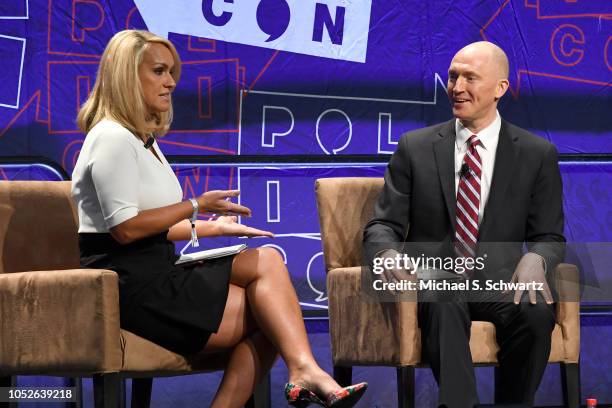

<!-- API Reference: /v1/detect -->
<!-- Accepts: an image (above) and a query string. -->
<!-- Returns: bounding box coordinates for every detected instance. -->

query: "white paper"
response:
[175,244,247,266]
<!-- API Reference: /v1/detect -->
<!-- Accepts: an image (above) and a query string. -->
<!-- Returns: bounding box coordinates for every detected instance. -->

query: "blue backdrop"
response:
[1,0,610,159]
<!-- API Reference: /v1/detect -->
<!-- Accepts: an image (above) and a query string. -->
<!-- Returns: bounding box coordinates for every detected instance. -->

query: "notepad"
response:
[175,244,247,266]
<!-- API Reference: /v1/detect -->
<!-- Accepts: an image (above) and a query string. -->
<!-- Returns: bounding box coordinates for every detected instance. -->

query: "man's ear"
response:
[495,79,509,100]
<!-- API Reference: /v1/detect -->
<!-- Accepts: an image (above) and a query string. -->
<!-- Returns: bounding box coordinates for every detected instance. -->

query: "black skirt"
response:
[79,232,233,355]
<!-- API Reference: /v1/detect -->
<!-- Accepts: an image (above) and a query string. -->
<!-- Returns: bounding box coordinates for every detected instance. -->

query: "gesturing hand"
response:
[215,216,274,238]
[197,190,252,217]
[506,252,553,305]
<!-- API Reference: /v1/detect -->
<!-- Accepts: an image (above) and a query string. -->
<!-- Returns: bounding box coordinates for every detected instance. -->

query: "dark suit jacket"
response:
[363,119,565,280]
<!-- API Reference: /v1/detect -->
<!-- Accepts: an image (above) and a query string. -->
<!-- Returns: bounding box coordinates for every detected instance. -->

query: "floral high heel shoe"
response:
[284,382,368,408]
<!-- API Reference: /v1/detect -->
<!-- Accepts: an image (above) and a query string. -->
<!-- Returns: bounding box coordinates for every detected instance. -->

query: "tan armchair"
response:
[0,181,269,408]
[315,177,581,408]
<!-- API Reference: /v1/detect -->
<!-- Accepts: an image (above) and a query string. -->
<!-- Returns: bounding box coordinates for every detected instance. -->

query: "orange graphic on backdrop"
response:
[481,0,612,98]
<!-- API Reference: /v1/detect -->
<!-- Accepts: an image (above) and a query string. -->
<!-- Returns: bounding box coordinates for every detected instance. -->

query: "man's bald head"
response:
[454,41,509,80]
[447,41,511,132]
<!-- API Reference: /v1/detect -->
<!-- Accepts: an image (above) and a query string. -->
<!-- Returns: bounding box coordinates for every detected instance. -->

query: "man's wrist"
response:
[376,248,400,259]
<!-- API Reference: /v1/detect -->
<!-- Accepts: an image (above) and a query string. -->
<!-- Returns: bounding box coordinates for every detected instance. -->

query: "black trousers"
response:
[418,288,556,408]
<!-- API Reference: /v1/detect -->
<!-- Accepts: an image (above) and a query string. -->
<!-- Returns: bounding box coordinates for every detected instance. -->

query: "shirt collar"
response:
[455,111,502,151]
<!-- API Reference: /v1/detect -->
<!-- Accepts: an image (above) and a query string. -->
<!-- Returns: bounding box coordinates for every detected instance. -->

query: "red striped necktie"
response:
[455,135,481,265]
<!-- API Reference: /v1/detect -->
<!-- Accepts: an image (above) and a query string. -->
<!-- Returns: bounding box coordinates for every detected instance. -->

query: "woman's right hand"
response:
[196,190,252,217]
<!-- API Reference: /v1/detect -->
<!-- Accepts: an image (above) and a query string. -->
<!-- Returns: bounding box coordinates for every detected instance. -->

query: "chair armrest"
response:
[552,263,580,363]
[0,269,123,374]
[327,267,420,366]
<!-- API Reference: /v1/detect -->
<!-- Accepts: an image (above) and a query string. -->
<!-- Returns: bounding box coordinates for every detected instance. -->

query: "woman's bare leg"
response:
[205,285,278,408]
[229,247,341,397]
[209,331,277,407]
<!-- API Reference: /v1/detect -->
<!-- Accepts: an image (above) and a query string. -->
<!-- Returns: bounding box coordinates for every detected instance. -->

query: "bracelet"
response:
[188,198,199,248]
[188,198,198,221]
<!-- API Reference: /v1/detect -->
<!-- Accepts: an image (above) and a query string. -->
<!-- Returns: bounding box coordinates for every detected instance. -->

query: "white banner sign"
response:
[134,0,372,63]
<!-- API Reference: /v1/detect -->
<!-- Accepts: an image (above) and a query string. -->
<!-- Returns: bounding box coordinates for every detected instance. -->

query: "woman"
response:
[71,30,366,407]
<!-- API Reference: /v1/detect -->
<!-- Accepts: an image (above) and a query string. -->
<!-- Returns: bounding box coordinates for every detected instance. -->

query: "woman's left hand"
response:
[215,216,274,238]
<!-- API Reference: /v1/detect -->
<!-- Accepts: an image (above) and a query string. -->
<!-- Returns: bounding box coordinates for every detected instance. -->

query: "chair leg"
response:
[244,372,270,408]
[119,378,126,408]
[396,366,415,408]
[93,373,121,408]
[333,366,352,387]
[0,376,17,408]
[131,378,153,408]
[561,362,581,408]
[66,377,83,408]
[493,366,501,403]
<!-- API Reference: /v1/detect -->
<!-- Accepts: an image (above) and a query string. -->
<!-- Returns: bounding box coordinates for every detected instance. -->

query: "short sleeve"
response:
[88,131,140,228]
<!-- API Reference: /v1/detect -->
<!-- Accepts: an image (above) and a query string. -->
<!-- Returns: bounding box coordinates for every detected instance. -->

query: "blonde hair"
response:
[77,30,181,137]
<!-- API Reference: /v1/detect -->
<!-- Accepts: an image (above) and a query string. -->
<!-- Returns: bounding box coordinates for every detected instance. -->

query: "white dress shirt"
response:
[454,111,501,225]
[72,119,183,233]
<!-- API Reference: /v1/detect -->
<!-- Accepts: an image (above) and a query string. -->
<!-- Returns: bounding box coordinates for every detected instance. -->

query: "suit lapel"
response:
[479,120,520,239]
[433,120,457,228]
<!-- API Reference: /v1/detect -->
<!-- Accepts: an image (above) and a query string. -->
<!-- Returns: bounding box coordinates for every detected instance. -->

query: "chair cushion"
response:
[120,330,229,376]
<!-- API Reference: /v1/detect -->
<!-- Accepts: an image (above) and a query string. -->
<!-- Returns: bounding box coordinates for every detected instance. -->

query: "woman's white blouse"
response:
[71,119,183,233]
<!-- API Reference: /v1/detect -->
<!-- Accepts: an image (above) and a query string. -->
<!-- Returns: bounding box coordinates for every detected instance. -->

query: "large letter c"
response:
[550,24,585,67]
[202,0,234,26]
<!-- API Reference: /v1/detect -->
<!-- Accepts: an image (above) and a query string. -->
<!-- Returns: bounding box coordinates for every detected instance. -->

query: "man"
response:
[363,42,565,407]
